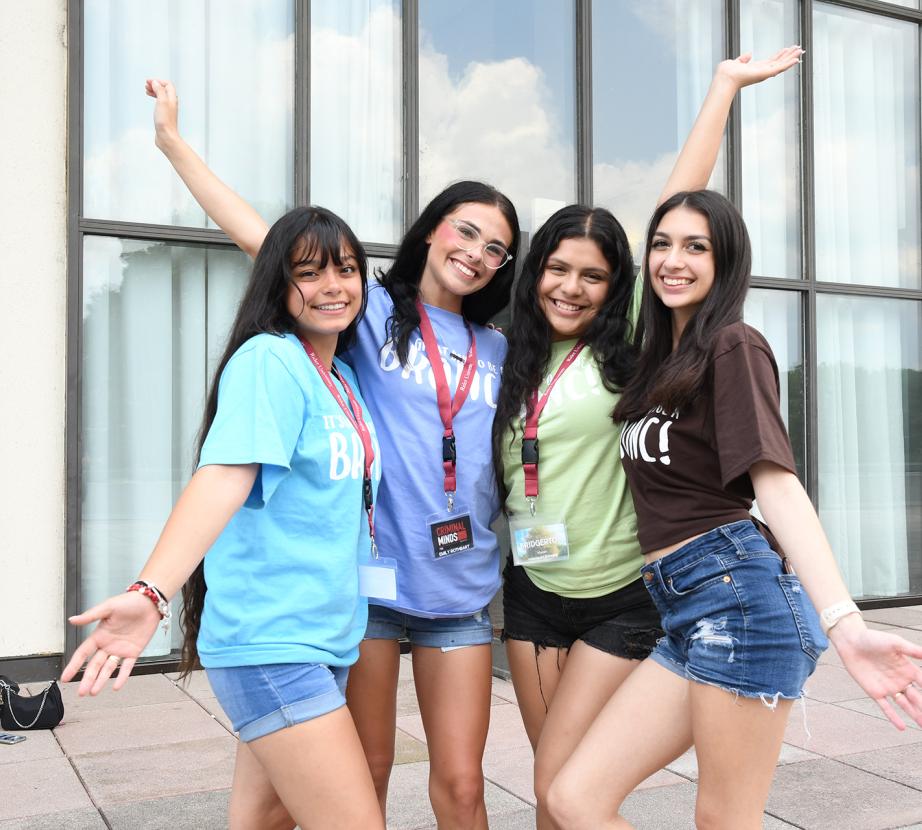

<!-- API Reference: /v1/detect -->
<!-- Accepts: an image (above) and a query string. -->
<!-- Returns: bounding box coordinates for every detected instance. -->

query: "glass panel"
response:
[592,0,725,256]
[310,1,403,243]
[81,237,251,655]
[84,0,294,227]
[743,289,805,479]
[740,0,801,278]
[418,0,576,233]
[817,295,922,599]
[813,5,921,289]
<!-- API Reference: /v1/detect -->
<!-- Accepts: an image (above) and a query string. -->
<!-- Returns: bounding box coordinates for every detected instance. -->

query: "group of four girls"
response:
[64,45,922,830]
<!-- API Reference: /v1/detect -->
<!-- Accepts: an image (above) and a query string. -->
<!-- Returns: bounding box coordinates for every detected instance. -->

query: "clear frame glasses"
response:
[446,219,513,269]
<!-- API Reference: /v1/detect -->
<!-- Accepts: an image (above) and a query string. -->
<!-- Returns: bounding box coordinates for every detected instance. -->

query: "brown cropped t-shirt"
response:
[619,322,797,554]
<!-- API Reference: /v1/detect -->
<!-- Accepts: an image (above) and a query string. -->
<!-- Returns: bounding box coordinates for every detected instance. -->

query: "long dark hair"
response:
[613,190,751,423]
[179,206,368,676]
[378,180,520,366]
[493,205,636,496]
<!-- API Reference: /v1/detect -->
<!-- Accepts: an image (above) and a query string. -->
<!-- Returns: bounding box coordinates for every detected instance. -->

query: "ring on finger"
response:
[106,654,121,667]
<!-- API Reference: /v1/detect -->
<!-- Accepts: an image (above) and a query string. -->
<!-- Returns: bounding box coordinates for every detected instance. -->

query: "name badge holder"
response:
[509,341,586,567]
[299,337,397,600]
[415,301,479,561]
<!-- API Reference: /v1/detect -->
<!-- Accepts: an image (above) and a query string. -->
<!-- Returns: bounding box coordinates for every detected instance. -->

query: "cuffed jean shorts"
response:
[641,520,828,703]
[501,556,663,660]
[205,662,349,742]
[364,603,493,648]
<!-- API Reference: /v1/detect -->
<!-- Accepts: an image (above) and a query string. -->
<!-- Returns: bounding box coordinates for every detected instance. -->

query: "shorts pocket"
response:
[778,574,827,661]
[664,554,733,597]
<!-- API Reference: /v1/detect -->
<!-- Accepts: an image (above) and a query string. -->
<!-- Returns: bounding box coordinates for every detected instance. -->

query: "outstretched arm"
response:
[752,462,922,730]
[658,45,803,205]
[146,79,270,258]
[61,463,258,695]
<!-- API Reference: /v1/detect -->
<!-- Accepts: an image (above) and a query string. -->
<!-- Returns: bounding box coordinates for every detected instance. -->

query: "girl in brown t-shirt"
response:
[547,190,922,829]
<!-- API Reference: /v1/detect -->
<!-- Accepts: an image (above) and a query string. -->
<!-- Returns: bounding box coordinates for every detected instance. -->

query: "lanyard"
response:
[299,337,378,554]
[522,341,586,514]
[415,300,478,510]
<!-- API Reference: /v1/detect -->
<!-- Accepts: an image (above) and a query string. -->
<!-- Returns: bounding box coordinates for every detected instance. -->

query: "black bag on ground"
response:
[0,676,64,730]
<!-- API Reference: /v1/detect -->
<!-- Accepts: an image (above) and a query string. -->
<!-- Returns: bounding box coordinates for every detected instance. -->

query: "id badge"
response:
[358,556,398,601]
[509,513,570,566]
[426,504,475,560]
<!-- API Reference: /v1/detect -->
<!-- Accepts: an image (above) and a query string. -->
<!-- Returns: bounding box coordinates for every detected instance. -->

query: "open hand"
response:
[716,45,804,90]
[61,592,163,696]
[834,625,922,730]
[145,78,180,148]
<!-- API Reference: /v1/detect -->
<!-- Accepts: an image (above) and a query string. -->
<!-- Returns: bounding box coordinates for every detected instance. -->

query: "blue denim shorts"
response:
[364,603,493,649]
[641,520,828,704]
[205,662,349,742]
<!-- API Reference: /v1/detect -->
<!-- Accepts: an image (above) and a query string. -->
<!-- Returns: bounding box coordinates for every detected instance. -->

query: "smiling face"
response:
[286,238,363,350]
[419,202,514,313]
[537,237,612,341]
[648,205,716,335]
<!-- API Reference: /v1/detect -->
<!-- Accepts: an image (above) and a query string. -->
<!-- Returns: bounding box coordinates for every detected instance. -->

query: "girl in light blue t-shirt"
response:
[63,206,386,830]
[141,78,521,827]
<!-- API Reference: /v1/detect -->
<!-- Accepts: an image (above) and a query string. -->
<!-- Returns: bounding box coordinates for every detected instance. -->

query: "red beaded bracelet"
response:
[126,581,172,631]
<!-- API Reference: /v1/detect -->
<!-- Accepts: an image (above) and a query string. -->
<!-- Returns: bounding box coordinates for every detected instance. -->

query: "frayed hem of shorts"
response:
[649,653,804,710]
[500,630,573,651]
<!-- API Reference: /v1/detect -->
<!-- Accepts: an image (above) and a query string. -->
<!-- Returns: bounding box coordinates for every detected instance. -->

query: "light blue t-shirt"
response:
[196,332,381,668]
[344,282,506,617]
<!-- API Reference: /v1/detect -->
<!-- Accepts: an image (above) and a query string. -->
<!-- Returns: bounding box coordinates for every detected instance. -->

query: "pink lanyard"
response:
[415,300,478,508]
[299,338,377,551]
[522,341,587,511]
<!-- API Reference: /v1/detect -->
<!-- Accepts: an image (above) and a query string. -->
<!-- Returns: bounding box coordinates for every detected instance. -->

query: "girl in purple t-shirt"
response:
[548,190,922,828]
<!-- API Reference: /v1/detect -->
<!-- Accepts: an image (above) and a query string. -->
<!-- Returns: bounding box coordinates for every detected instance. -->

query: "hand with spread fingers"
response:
[61,592,162,696]
[830,620,922,730]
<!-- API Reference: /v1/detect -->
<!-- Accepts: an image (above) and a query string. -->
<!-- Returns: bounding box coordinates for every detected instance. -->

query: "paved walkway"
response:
[2,605,922,829]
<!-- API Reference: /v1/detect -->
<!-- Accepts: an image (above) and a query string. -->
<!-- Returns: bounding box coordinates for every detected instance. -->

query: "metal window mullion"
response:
[65,0,86,665]
[79,218,236,247]
[818,0,922,23]
[294,0,311,206]
[403,0,419,231]
[576,0,592,205]
[801,0,819,506]
[727,0,743,207]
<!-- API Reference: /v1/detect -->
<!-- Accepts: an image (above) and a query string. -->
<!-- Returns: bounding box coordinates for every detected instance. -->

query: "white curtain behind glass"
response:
[813,5,920,289]
[817,297,911,598]
[740,0,800,278]
[83,0,293,227]
[310,0,402,243]
[82,239,249,655]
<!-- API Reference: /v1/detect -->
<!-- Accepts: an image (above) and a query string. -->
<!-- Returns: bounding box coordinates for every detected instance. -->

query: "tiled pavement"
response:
[2,605,922,829]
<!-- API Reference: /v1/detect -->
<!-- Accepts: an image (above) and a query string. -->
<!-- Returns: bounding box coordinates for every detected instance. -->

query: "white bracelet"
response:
[820,600,861,635]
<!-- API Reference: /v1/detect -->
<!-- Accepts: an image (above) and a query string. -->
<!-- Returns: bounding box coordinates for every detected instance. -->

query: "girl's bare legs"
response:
[548,659,792,830]
[532,642,640,830]
[345,638,402,818]
[505,638,569,749]
[413,644,493,830]
[245,705,384,830]
[228,743,294,830]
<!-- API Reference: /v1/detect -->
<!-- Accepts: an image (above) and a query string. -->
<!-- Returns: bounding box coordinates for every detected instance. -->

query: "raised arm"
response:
[658,45,804,205]
[751,462,922,730]
[146,79,270,258]
[61,463,258,695]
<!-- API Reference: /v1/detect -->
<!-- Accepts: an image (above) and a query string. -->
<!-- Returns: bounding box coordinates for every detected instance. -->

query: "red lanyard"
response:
[299,337,377,552]
[415,300,478,508]
[522,341,586,511]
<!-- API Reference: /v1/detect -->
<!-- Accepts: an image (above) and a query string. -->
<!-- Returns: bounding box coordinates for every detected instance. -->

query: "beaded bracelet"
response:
[126,581,172,632]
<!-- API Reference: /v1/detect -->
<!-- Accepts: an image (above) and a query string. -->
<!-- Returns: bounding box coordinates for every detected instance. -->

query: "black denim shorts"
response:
[501,557,663,660]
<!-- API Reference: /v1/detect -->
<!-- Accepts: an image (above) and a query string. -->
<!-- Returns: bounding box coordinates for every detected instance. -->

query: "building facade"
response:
[1,0,920,678]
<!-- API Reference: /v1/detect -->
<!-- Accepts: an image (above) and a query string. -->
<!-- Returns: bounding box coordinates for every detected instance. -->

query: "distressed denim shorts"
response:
[641,520,828,704]
[205,662,349,743]
[364,603,493,649]
[501,556,663,660]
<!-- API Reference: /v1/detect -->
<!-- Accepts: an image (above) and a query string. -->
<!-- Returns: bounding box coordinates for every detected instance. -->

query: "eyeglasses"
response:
[445,219,513,269]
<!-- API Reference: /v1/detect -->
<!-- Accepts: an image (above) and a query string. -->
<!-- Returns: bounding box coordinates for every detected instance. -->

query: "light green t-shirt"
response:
[500,338,643,598]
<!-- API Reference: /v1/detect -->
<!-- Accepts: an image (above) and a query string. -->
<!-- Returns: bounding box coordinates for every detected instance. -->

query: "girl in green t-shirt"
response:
[492,46,804,828]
